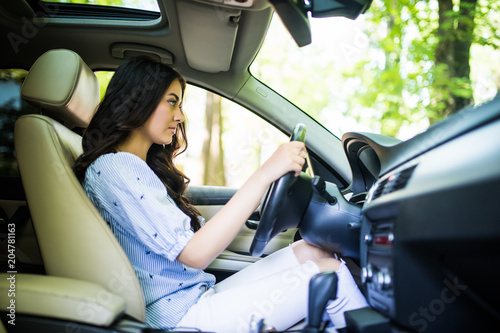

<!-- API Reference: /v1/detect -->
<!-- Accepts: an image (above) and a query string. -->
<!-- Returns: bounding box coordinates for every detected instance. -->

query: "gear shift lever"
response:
[305,271,338,333]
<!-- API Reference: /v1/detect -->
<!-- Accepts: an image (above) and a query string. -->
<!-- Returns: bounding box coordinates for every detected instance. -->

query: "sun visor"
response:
[177,0,241,73]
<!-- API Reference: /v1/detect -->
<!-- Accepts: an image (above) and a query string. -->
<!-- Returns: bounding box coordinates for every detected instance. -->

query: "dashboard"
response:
[342,97,500,331]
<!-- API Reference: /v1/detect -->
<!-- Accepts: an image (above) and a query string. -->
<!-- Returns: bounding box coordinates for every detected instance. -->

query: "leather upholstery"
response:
[15,49,146,322]
[20,49,99,128]
[0,273,126,326]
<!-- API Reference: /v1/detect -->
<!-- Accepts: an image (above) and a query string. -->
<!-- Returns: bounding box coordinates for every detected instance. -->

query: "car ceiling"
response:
[0,0,273,97]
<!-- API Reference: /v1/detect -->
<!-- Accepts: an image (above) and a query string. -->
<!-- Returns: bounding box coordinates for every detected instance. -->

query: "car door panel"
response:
[189,185,297,275]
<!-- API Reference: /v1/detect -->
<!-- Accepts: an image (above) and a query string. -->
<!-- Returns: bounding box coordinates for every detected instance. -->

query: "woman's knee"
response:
[291,240,335,264]
[313,257,341,272]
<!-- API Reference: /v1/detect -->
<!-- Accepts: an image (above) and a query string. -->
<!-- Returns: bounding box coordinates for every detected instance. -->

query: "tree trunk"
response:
[202,92,226,186]
[435,0,455,71]
[434,0,477,120]
[454,0,477,111]
[434,0,456,121]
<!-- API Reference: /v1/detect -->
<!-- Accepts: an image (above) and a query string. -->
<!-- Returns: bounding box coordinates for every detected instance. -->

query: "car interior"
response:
[0,0,499,332]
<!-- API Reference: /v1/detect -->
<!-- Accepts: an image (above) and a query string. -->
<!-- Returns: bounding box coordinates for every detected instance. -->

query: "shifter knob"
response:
[306,271,338,333]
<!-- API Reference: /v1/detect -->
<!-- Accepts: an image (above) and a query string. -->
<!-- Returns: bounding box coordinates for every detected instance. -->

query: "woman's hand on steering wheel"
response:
[250,124,312,257]
[258,141,306,184]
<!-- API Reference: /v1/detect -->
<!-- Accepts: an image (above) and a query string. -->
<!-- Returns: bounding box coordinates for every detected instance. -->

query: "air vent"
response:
[371,165,417,200]
[372,178,388,200]
[392,165,416,191]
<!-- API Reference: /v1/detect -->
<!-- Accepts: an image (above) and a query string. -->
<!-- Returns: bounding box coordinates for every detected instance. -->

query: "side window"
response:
[0,69,38,176]
[180,85,288,187]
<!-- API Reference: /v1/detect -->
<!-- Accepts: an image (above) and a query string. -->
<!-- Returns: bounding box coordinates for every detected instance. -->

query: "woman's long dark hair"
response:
[74,56,202,231]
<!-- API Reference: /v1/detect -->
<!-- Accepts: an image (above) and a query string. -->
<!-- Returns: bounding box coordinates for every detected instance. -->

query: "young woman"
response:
[74,57,367,332]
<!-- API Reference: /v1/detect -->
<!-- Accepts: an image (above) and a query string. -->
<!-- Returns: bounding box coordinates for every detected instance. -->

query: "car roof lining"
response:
[0,0,272,97]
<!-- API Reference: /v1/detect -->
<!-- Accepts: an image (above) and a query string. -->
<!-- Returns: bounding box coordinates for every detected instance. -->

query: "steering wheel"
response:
[250,123,313,257]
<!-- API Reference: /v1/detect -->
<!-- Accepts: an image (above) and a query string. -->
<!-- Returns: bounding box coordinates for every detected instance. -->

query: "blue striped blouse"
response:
[83,152,215,329]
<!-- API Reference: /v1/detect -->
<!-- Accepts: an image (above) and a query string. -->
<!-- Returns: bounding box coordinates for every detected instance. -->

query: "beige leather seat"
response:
[15,49,146,323]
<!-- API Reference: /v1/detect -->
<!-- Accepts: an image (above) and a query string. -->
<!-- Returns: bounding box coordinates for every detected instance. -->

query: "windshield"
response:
[252,1,500,140]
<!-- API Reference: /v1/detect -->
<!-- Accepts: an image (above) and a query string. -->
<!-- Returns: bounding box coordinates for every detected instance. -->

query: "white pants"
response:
[176,245,368,332]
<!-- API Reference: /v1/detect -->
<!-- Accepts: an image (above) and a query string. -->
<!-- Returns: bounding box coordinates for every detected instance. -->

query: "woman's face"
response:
[141,78,185,146]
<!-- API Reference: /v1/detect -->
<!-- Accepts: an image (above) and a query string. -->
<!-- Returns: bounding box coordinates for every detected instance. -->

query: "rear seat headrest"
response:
[21,49,100,128]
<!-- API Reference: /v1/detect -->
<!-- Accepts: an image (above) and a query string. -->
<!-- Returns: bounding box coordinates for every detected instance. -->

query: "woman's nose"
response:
[174,108,185,123]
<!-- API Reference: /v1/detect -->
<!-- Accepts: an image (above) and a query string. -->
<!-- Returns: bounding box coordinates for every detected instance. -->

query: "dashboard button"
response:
[361,265,373,283]
[364,234,373,244]
[375,270,392,291]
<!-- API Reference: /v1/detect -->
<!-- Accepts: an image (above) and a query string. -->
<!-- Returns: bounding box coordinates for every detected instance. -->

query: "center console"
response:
[356,116,500,332]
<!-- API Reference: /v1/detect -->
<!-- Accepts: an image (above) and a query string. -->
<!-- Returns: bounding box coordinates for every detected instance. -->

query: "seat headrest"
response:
[21,49,99,128]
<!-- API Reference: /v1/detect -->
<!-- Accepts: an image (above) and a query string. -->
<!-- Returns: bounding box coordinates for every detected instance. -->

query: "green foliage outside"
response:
[351,0,500,136]
[94,71,114,101]
[253,0,500,139]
